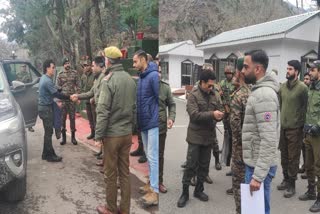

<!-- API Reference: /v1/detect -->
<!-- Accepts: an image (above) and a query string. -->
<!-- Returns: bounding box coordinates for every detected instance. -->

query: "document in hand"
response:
[241,183,265,214]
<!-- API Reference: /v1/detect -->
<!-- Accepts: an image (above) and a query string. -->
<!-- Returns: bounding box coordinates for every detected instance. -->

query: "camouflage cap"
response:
[307,60,320,69]
[202,63,213,71]
[104,46,122,59]
[62,57,70,65]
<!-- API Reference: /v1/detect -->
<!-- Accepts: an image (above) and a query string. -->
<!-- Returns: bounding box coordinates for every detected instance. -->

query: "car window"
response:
[0,68,4,91]
[3,63,36,85]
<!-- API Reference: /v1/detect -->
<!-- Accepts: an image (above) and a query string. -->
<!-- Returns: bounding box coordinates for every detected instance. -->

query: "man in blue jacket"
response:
[133,50,159,206]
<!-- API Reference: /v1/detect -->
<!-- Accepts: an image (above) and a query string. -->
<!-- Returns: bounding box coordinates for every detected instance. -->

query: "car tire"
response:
[2,176,26,202]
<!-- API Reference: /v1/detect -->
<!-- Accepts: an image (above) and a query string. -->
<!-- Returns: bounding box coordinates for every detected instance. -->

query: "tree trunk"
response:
[92,0,106,44]
[84,7,92,59]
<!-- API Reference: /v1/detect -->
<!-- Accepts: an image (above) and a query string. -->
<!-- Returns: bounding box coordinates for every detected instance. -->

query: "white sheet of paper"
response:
[241,183,265,214]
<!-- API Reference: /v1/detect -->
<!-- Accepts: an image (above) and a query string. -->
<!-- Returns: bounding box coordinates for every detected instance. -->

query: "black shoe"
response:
[226,188,233,195]
[138,155,147,163]
[215,162,222,170]
[226,171,233,176]
[205,175,213,184]
[46,155,62,162]
[301,173,308,179]
[310,198,320,212]
[181,161,187,168]
[299,186,317,201]
[87,129,95,140]
[277,180,289,191]
[193,182,208,201]
[298,167,305,174]
[28,127,35,132]
[284,180,295,198]
[71,131,78,145]
[60,129,66,145]
[177,184,189,208]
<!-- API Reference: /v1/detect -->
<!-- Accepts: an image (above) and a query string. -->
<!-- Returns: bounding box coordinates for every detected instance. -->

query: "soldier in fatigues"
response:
[299,60,320,213]
[95,46,136,214]
[177,69,224,208]
[57,58,81,145]
[220,66,235,171]
[158,65,176,193]
[230,58,250,214]
[80,59,96,139]
[16,64,32,83]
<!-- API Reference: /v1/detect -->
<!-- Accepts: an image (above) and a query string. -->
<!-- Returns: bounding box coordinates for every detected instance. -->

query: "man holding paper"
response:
[241,50,280,214]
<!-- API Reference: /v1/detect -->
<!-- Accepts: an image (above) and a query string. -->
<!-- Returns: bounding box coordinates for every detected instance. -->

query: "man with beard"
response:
[276,60,308,198]
[177,70,224,208]
[57,58,81,145]
[299,60,320,213]
[242,50,280,214]
[230,58,251,214]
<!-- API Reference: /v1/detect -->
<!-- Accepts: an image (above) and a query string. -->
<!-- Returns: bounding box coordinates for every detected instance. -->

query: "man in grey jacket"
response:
[242,50,280,214]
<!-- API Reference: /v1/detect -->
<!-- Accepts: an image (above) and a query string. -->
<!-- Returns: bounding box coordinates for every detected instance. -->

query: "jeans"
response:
[141,127,159,193]
[245,165,277,214]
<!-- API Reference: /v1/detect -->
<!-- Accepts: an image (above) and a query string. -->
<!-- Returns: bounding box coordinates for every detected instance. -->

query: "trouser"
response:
[141,127,159,193]
[103,135,131,214]
[245,165,277,214]
[61,101,76,132]
[85,102,96,130]
[279,127,303,180]
[212,128,220,158]
[38,105,55,158]
[159,132,167,184]
[182,143,211,185]
[304,134,320,192]
[231,140,245,214]
[222,116,232,166]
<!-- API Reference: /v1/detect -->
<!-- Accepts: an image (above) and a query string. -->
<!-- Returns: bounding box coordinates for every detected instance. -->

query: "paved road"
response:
[0,119,157,214]
[159,98,314,214]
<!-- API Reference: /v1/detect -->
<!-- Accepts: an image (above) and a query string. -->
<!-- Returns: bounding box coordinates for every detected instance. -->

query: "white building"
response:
[197,10,320,83]
[159,40,203,88]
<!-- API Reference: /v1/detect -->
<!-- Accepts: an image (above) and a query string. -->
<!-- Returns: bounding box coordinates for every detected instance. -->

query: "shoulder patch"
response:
[263,112,272,122]
[103,72,113,81]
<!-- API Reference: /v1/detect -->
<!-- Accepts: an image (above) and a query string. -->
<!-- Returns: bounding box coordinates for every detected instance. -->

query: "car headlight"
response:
[5,149,24,176]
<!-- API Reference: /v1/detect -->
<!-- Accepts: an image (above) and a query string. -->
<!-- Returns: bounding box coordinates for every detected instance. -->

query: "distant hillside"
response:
[159,0,302,45]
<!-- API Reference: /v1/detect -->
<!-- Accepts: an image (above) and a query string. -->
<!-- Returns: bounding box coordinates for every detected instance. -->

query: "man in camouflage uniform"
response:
[158,65,176,193]
[80,59,96,140]
[230,58,250,214]
[220,66,235,170]
[16,64,32,83]
[57,58,81,145]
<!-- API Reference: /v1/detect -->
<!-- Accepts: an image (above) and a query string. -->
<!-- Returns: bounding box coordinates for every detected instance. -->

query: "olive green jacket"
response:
[306,80,320,127]
[186,85,224,145]
[159,80,176,134]
[95,64,136,139]
[77,69,106,105]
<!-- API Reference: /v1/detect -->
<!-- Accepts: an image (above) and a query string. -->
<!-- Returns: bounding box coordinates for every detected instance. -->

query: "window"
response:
[160,61,169,82]
[181,60,193,86]
[3,63,35,85]
[301,50,318,80]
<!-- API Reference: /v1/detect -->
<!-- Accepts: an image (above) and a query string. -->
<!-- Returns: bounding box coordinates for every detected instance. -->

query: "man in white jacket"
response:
[242,50,280,214]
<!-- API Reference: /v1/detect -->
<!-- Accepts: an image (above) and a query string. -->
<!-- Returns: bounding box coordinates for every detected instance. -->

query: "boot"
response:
[177,184,189,208]
[87,129,95,140]
[71,131,78,145]
[310,194,320,213]
[60,129,66,145]
[299,184,317,201]
[277,179,289,191]
[284,179,295,198]
[193,181,208,201]
[214,153,222,170]
[130,141,144,156]
[55,128,61,139]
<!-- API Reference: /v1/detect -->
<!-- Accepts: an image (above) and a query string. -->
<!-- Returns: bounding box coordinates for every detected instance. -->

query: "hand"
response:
[70,94,78,102]
[167,119,174,129]
[213,110,224,121]
[249,178,261,196]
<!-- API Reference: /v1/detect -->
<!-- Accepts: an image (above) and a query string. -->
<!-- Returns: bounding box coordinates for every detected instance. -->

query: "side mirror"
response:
[11,80,26,93]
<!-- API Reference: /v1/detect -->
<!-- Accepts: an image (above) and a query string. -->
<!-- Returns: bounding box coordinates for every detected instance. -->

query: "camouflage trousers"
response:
[61,101,76,132]
[231,141,245,214]
[304,134,320,192]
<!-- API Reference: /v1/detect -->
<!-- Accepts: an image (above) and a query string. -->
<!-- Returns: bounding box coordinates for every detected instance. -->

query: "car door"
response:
[2,62,41,128]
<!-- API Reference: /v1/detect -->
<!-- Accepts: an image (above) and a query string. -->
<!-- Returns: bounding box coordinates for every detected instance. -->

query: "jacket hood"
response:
[252,73,280,93]
[140,62,158,78]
